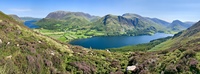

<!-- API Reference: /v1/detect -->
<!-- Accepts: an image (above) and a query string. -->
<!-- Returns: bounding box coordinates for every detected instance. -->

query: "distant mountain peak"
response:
[172,20,182,23]
[122,13,140,16]
[53,10,70,13]
[122,13,142,18]
[171,20,185,26]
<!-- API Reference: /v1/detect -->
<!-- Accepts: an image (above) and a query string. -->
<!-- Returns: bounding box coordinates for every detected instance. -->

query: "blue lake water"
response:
[24,20,39,29]
[70,33,173,49]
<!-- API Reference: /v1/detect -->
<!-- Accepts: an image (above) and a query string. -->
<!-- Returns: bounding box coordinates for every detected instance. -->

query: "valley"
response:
[33,11,194,43]
[1,0,200,74]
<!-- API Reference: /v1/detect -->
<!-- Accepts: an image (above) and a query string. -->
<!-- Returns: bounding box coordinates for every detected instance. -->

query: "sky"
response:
[0,0,200,22]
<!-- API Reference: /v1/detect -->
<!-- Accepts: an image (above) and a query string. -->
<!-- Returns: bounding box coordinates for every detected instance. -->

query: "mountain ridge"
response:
[35,10,194,42]
[45,11,100,22]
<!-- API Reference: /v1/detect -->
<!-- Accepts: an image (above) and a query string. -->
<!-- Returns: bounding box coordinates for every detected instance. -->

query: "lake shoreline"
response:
[69,33,174,49]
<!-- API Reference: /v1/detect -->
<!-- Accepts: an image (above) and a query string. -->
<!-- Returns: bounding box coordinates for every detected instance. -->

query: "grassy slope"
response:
[0,11,73,74]
[127,21,200,74]
[0,11,130,74]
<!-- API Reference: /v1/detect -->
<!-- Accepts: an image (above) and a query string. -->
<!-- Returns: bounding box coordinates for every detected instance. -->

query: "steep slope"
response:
[126,21,200,74]
[122,13,169,32]
[0,11,130,74]
[0,11,73,73]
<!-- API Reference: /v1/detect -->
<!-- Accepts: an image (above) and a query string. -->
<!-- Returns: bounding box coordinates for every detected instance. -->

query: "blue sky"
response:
[0,0,200,22]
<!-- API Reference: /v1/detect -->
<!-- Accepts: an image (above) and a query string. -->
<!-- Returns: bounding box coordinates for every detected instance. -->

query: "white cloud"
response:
[9,8,32,12]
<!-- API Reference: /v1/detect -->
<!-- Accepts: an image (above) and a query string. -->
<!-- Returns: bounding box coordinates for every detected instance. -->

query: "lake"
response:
[70,33,173,49]
[24,20,39,29]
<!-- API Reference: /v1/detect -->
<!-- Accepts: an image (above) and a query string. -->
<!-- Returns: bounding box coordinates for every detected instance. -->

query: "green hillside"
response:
[1,10,200,74]
[0,11,130,74]
[126,21,200,74]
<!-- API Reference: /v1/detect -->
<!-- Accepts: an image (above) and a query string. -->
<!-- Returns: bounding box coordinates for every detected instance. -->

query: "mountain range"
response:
[36,11,194,36]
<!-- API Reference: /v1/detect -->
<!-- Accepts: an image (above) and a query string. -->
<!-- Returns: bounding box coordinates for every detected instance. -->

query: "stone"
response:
[127,65,137,71]
[5,55,12,59]
[106,49,110,52]
[7,42,10,45]
[0,39,2,44]
[38,41,42,43]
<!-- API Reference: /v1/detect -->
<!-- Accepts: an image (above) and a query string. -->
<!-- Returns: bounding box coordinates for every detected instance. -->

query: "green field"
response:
[33,29,105,42]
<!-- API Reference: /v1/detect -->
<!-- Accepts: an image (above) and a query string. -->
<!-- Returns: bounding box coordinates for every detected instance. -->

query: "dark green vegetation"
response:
[36,11,193,42]
[110,36,172,52]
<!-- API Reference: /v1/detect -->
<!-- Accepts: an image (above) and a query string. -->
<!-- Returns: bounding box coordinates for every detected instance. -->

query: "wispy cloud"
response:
[9,8,32,12]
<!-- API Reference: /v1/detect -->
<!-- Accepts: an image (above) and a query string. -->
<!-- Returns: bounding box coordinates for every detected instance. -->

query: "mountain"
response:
[147,18,170,26]
[126,21,200,73]
[8,14,23,22]
[36,11,98,30]
[45,11,100,22]
[20,17,41,21]
[0,11,130,74]
[168,20,193,32]
[168,20,188,31]
[90,13,169,36]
